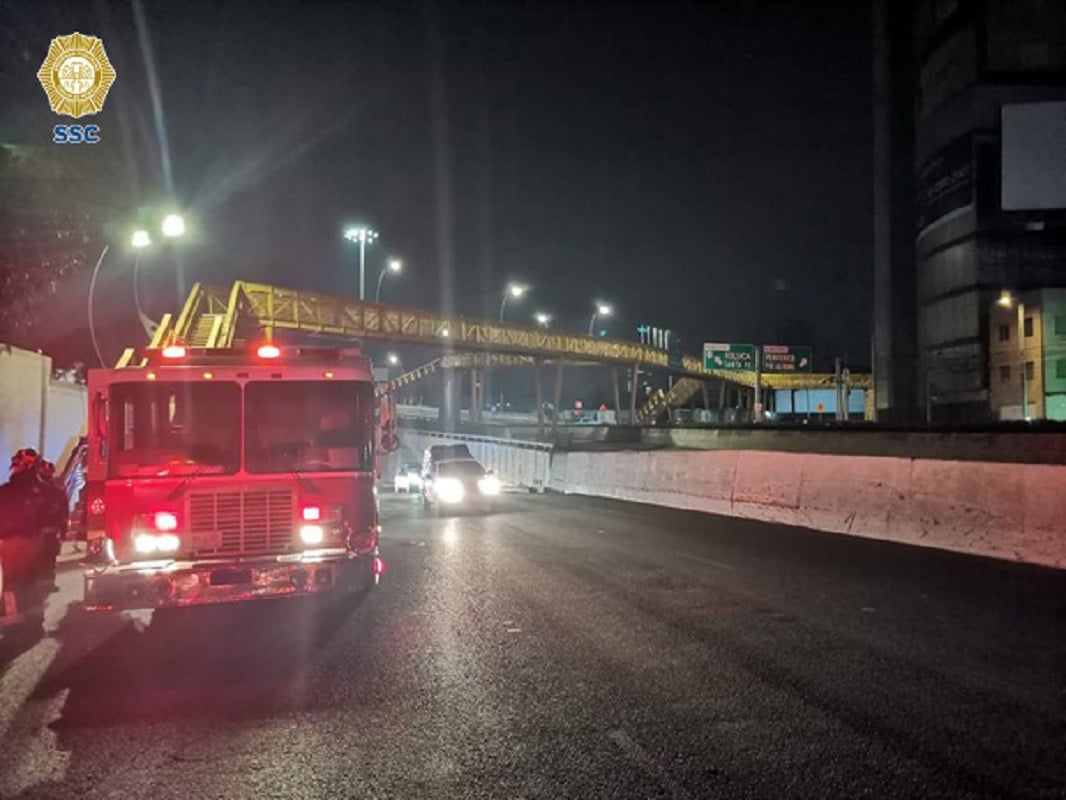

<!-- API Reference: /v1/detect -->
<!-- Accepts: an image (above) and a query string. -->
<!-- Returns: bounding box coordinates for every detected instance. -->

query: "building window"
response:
[1055,314,1066,337]
[1000,365,1011,382]
[998,324,1010,342]
[1057,359,1066,381]
[1025,361,1035,381]
[1024,317,1034,338]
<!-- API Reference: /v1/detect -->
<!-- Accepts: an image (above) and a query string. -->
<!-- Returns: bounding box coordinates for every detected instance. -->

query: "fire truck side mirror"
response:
[92,392,108,457]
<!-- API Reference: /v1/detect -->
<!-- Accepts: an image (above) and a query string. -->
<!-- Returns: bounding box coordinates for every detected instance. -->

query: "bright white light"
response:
[508,283,527,298]
[134,532,180,555]
[344,226,378,244]
[388,258,403,273]
[997,290,1014,309]
[535,312,551,326]
[387,352,399,365]
[157,534,180,553]
[130,229,151,249]
[161,214,185,238]
[437,477,465,504]
[596,303,613,316]
[300,524,325,545]
[134,534,158,554]
[153,511,178,531]
[478,476,502,496]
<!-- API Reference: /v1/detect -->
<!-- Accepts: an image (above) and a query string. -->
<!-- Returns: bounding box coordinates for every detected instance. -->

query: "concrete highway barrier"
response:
[550,448,1066,568]
[395,425,1065,567]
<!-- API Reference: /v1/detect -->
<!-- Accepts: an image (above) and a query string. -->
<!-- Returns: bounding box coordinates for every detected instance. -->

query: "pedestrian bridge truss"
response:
[135,280,868,395]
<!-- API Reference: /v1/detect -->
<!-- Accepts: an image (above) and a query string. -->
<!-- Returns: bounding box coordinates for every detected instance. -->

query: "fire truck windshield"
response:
[108,382,241,478]
[244,381,374,474]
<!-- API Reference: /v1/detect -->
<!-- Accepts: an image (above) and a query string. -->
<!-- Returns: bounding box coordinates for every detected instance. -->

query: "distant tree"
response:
[0,142,127,362]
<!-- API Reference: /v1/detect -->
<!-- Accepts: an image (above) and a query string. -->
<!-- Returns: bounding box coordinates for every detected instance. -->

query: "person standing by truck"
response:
[0,449,46,617]
[35,460,68,588]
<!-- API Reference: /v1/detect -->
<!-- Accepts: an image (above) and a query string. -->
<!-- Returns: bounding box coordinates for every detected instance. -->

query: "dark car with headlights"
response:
[421,457,501,513]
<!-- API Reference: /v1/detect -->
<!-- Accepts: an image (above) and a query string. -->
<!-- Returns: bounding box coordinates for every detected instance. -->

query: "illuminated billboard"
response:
[1001,101,1066,211]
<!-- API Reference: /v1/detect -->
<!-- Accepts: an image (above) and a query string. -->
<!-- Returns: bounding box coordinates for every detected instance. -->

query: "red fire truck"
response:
[81,343,384,611]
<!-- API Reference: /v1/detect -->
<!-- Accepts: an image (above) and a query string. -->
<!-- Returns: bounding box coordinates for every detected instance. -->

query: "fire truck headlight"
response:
[156,533,181,553]
[299,524,325,545]
[134,533,159,555]
[134,533,181,556]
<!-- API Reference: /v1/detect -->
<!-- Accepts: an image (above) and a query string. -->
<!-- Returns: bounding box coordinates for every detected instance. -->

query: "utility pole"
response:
[753,347,762,423]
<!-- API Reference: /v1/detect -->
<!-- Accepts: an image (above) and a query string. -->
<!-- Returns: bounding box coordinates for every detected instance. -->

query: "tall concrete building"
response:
[875,0,1066,423]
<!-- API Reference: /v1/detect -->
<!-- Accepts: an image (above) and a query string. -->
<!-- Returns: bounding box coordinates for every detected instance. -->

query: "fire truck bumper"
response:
[83,549,374,612]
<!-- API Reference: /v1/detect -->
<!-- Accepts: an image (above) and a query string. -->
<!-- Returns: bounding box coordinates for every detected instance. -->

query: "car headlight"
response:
[478,476,502,496]
[437,477,465,503]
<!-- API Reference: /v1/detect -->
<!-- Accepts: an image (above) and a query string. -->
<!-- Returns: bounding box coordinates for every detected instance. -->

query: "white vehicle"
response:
[394,462,422,493]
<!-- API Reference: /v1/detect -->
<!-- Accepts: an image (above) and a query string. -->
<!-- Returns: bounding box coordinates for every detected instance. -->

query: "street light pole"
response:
[999,289,1030,421]
[87,243,112,367]
[499,283,526,321]
[491,284,527,409]
[1018,297,1028,420]
[375,258,403,303]
[344,227,379,301]
[359,239,366,300]
[90,214,186,364]
[588,303,612,336]
[132,252,156,337]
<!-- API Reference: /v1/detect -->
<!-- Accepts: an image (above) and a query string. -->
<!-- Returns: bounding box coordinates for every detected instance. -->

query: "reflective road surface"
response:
[1,492,1065,798]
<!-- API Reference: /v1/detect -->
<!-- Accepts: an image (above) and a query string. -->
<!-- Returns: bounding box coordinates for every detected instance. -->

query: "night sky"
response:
[2,0,873,369]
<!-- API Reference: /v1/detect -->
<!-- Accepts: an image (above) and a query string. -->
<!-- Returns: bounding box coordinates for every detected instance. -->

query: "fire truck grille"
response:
[188,489,295,555]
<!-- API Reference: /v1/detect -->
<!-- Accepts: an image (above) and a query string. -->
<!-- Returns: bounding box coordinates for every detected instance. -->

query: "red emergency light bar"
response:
[139,344,367,367]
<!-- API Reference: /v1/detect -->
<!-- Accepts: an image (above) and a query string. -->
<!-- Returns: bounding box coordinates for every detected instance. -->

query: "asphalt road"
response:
[1,491,1064,799]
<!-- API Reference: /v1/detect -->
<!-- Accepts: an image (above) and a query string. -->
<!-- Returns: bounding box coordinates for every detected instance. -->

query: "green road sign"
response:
[761,344,813,373]
[703,342,756,371]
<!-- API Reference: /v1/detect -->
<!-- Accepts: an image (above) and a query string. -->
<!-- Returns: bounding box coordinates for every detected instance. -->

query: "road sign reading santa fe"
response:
[703,343,756,371]
[760,345,813,373]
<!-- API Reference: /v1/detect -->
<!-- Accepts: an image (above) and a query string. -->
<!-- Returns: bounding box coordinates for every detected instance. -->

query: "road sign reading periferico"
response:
[760,345,813,373]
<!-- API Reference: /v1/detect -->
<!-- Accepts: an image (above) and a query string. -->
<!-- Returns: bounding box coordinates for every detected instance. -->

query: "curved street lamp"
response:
[535,312,552,328]
[376,258,403,303]
[89,214,186,366]
[499,283,527,321]
[588,302,612,336]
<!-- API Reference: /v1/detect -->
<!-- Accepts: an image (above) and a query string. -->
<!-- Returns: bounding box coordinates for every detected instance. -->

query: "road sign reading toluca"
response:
[761,345,813,373]
[703,342,756,371]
